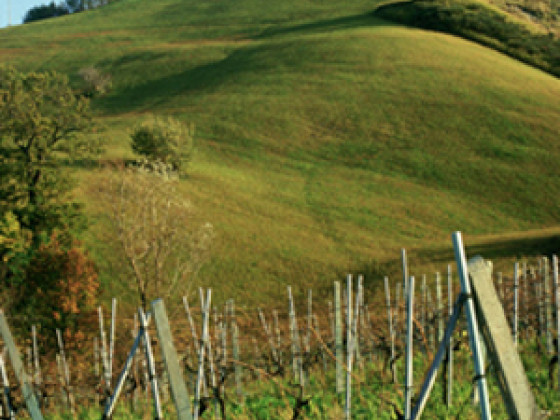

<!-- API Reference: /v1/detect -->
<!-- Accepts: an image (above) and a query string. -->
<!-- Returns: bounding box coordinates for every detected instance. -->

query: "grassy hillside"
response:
[374,0,560,77]
[3,0,560,308]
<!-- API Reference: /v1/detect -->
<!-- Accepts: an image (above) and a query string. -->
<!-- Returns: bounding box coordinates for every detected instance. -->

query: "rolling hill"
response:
[3,0,560,307]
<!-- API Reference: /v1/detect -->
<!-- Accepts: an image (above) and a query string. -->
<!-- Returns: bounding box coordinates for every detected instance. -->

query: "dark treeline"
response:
[23,0,117,24]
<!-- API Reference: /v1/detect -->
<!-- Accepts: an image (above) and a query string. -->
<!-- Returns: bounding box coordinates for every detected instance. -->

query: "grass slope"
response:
[3,0,560,307]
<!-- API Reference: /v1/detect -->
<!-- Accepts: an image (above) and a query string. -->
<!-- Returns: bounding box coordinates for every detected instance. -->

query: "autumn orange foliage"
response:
[25,233,99,353]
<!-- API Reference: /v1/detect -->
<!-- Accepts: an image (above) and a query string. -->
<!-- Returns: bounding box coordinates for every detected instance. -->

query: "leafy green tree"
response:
[131,116,194,175]
[0,66,96,238]
[0,66,100,337]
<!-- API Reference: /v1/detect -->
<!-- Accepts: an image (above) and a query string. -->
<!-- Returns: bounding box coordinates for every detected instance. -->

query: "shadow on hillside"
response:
[95,12,392,113]
[97,46,264,113]
[256,12,387,39]
[416,233,560,264]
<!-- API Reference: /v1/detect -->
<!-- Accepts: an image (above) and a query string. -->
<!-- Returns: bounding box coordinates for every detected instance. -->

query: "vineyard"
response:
[0,233,558,419]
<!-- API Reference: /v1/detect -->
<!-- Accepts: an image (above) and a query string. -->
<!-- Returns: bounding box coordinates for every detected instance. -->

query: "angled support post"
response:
[103,313,152,419]
[0,310,44,420]
[411,293,466,419]
[452,231,492,420]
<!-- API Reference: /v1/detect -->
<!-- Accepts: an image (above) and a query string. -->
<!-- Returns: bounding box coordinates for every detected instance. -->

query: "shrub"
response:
[78,66,112,97]
[130,116,194,175]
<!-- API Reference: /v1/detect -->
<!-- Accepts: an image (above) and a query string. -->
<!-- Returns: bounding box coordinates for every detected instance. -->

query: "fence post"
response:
[334,281,343,394]
[345,274,353,420]
[103,313,153,420]
[0,355,15,420]
[55,329,75,417]
[553,255,560,392]
[194,290,211,420]
[0,310,44,420]
[384,277,396,384]
[544,257,553,354]
[513,262,519,347]
[287,286,304,385]
[152,299,193,420]
[436,272,443,343]
[404,276,415,420]
[468,256,542,419]
[522,261,528,339]
[109,298,117,386]
[447,264,453,408]
[139,307,163,420]
[229,300,243,400]
[98,306,111,395]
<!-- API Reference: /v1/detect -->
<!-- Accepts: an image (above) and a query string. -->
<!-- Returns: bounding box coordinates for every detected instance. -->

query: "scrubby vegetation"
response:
[375,0,560,77]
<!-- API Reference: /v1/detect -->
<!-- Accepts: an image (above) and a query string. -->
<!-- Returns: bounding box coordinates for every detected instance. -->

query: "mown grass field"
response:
[2,0,560,309]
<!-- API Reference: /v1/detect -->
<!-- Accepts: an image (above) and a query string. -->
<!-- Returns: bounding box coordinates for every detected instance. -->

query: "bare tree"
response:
[94,166,213,309]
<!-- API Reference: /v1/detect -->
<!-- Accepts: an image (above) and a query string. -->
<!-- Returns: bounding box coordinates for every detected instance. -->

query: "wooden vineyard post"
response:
[132,314,139,412]
[345,274,353,420]
[497,272,504,303]
[513,262,519,347]
[535,268,544,339]
[427,288,434,350]
[258,309,280,367]
[395,283,400,344]
[139,307,163,420]
[544,257,553,354]
[0,310,44,420]
[468,255,543,420]
[522,261,528,340]
[0,354,15,420]
[152,299,193,420]
[109,298,117,387]
[402,248,409,301]
[183,296,201,356]
[554,254,560,392]
[55,329,76,417]
[404,276,415,420]
[94,337,100,406]
[447,264,453,408]
[402,249,409,332]
[354,277,362,366]
[452,232,491,420]
[220,305,228,388]
[194,290,211,420]
[103,313,152,420]
[31,325,42,393]
[334,281,343,394]
[436,273,443,343]
[421,275,427,350]
[410,293,466,419]
[305,289,312,359]
[384,276,397,384]
[229,300,243,400]
[98,306,111,396]
[273,309,282,367]
[287,287,301,384]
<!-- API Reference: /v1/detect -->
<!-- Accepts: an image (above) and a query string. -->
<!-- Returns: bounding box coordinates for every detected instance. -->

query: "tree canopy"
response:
[0,65,94,237]
[0,66,100,340]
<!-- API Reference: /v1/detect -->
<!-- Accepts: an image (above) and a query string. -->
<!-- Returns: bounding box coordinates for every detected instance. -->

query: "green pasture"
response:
[2,0,560,309]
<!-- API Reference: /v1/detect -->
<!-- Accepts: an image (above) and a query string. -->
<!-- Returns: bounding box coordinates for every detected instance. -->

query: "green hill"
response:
[3,0,560,307]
